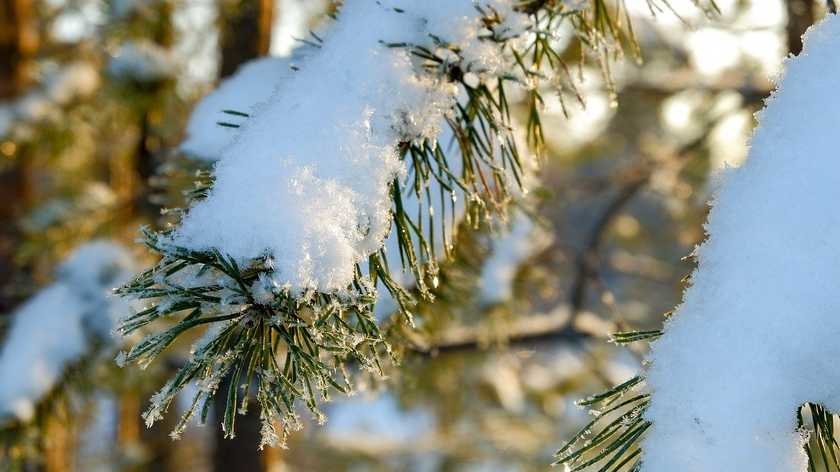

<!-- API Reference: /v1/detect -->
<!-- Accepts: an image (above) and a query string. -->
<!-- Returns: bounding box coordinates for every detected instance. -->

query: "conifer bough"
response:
[555,12,840,472]
[116,0,675,447]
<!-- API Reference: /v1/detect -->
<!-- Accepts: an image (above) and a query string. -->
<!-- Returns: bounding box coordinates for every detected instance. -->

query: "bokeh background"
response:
[0,0,827,470]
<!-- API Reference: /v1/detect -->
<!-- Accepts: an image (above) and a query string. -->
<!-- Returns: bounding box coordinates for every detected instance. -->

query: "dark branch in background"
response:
[407,309,594,357]
[569,171,648,319]
[829,0,837,14]
[631,81,770,104]
[786,0,815,56]
[406,168,650,359]
[559,79,771,327]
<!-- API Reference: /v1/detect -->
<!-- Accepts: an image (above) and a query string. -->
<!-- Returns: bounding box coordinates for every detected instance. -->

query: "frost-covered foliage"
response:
[556,13,840,472]
[0,242,136,423]
[173,0,521,291]
[118,0,653,447]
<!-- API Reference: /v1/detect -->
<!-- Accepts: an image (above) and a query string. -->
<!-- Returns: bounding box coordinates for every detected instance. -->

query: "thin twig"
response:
[408,312,594,356]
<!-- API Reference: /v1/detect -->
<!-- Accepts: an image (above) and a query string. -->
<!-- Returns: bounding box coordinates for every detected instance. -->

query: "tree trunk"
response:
[0,0,37,313]
[116,0,176,224]
[786,0,816,56]
[212,379,265,472]
[218,0,274,78]
[42,401,76,472]
[213,1,274,470]
[0,0,36,98]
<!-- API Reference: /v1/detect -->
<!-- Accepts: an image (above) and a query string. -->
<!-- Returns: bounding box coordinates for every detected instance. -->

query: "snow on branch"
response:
[0,242,137,424]
[117,0,647,446]
[556,13,840,472]
[641,14,840,471]
[173,0,524,291]
[180,56,296,161]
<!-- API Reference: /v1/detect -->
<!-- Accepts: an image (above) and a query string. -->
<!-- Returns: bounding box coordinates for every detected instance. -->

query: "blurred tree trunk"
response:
[42,401,76,472]
[212,384,264,472]
[111,0,176,226]
[263,442,284,471]
[112,4,182,471]
[0,0,36,97]
[140,399,179,471]
[786,0,816,55]
[213,1,274,471]
[218,0,274,78]
[133,0,174,193]
[117,391,142,454]
[0,0,37,314]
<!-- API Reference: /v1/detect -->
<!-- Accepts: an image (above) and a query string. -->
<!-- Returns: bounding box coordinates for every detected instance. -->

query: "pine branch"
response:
[556,364,840,472]
[114,0,713,447]
[116,229,390,447]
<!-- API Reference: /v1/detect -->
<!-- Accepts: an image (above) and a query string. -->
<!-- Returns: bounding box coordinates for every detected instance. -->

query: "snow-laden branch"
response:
[555,12,840,472]
[641,14,840,471]
[116,0,646,446]
[0,242,137,424]
[172,0,526,291]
